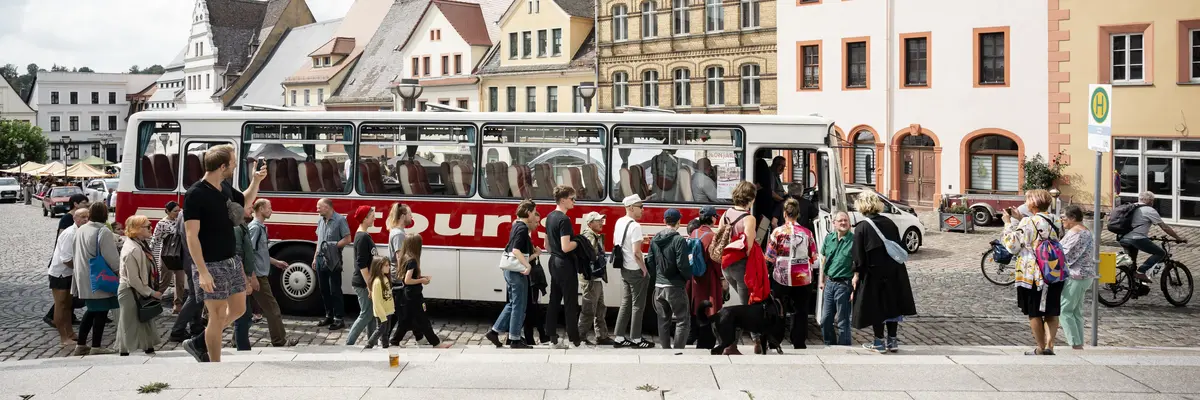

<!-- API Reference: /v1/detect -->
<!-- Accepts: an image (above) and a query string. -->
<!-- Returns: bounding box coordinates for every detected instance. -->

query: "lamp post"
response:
[1049,187,1061,215]
[390,79,423,112]
[15,141,31,205]
[577,82,596,113]
[60,136,71,183]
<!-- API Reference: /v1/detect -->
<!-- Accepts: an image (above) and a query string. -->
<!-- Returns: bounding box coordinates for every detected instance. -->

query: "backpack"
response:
[1106,203,1146,236]
[687,231,711,278]
[612,220,635,269]
[708,212,749,262]
[1033,215,1068,285]
[160,231,183,270]
[651,153,679,191]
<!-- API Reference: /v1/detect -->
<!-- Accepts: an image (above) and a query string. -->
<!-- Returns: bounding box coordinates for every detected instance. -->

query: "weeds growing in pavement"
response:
[636,383,659,392]
[138,382,170,394]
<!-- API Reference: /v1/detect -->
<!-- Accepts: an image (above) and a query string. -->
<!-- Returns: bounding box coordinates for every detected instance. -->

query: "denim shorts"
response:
[193,257,246,301]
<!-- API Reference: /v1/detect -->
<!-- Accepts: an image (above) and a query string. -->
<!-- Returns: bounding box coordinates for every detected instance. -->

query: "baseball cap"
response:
[699,205,718,218]
[583,211,605,224]
[664,208,682,224]
[622,194,643,207]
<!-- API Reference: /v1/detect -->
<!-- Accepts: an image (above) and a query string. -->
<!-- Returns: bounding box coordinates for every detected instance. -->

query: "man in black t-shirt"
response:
[544,185,581,348]
[43,193,89,327]
[180,144,267,363]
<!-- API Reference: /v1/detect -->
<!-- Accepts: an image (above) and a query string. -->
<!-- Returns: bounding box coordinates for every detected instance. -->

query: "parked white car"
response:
[845,186,925,253]
[84,178,119,211]
[0,177,20,203]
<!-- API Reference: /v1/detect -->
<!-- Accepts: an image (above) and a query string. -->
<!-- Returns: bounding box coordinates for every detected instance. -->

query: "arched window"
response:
[613,72,629,108]
[706,66,724,106]
[641,1,658,38]
[612,5,628,41]
[642,70,659,107]
[672,0,689,35]
[853,130,875,185]
[968,134,1020,193]
[673,68,691,106]
[900,134,935,147]
[739,64,760,105]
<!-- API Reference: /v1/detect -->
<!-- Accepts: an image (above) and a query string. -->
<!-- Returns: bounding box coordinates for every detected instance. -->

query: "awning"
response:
[64,163,113,178]
[1,161,46,174]
[29,162,67,176]
[76,156,113,167]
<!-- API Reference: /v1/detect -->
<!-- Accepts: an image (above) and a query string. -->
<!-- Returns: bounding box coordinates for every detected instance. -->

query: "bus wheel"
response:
[271,245,323,316]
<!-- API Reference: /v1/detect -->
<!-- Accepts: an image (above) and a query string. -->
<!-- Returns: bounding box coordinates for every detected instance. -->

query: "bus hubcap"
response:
[281,263,316,301]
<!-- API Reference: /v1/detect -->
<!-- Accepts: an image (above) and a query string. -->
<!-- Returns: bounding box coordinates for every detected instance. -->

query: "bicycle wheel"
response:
[1098,266,1135,307]
[980,249,1015,286]
[1160,261,1193,307]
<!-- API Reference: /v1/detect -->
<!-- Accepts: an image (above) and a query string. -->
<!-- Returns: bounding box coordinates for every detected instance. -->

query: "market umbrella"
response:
[30,161,66,176]
[1,161,45,174]
[65,163,112,178]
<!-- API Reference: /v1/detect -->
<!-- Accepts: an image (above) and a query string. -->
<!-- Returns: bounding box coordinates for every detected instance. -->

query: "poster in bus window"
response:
[717,166,741,199]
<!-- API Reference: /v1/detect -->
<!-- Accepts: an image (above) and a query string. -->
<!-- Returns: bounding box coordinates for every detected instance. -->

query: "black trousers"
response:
[522,293,548,344]
[772,281,813,348]
[77,311,108,347]
[170,262,203,337]
[392,293,439,346]
[544,256,580,344]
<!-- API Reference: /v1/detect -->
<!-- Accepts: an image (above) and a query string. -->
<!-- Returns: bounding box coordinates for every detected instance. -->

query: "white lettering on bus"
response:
[483,214,512,237]
[434,214,477,237]
[408,212,430,235]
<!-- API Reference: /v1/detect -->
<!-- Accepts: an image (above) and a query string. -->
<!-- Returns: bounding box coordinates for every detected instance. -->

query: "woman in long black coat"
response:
[850,192,917,353]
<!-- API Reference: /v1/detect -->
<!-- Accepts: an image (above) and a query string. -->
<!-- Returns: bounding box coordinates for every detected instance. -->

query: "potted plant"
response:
[939,197,975,233]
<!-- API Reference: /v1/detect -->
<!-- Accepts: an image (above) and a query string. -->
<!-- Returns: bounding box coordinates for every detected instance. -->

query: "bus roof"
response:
[128,110,834,129]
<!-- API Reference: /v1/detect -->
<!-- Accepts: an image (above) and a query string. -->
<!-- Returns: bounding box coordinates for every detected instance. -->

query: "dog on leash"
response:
[705,295,785,355]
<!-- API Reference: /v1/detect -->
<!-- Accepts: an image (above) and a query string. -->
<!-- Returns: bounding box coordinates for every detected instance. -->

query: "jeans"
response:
[653,286,690,349]
[1119,237,1166,273]
[1061,278,1092,347]
[234,296,254,350]
[346,286,377,345]
[493,270,529,341]
[820,280,852,346]
[544,256,580,344]
[170,261,203,337]
[614,268,649,341]
[579,278,609,342]
[318,267,345,319]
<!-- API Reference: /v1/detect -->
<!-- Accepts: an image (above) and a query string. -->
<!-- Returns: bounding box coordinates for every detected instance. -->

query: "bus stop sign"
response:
[1088,84,1112,152]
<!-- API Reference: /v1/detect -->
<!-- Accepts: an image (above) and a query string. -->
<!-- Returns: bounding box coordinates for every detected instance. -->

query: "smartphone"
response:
[257,157,266,171]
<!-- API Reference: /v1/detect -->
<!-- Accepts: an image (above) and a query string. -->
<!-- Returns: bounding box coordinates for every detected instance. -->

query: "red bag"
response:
[744,245,771,305]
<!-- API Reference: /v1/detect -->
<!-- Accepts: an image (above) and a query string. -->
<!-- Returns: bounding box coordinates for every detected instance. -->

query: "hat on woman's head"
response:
[348,205,374,234]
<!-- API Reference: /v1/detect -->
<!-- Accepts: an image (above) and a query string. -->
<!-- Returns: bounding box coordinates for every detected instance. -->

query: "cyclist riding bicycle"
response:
[1118,191,1186,283]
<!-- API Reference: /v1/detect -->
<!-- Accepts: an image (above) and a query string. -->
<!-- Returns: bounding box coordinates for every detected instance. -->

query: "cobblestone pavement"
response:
[3,203,1199,361]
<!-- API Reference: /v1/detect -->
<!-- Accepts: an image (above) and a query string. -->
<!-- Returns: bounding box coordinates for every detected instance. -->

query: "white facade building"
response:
[27,72,160,163]
[398,0,497,111]
[147,48,187,111]
[777,0,1049,206]
[0,77,35,123]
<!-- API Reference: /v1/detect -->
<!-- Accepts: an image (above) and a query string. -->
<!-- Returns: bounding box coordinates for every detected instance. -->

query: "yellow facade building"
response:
[1053,0,1200,225]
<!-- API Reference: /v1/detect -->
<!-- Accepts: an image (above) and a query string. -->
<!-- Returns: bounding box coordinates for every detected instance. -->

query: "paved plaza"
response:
[2,202,1200,363]
[3,345,1200,399]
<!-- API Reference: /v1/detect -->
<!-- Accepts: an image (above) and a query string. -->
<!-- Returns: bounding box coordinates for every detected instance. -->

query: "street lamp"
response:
[577,82,596,113]
[1049,188,1061,215]
[60,136,72,182]
[14,141,31,205]
[390,79,423,112]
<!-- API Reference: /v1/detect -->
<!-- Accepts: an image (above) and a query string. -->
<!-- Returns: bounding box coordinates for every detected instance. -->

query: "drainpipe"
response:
[594,2,600,113]
[884,0,895,196]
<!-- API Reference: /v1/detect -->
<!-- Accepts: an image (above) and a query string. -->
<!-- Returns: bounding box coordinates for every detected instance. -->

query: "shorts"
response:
[48,274,72,290]
[193,257,247,301]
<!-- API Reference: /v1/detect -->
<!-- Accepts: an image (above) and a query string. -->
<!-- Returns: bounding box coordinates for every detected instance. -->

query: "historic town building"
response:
[597,0,776,114]
[1053,0,1200,225]
[25,72,160,163]
[777,0,1048,207]
[0,77,35,123]
[228,19,343,109]
[280,0,391,110]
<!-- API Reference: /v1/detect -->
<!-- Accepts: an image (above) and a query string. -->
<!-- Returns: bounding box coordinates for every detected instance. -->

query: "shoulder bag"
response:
[133,290,163,322]
[498,224,527,272]
[88,227,120,294]
[611,220,634,269]
[862,218,908,265]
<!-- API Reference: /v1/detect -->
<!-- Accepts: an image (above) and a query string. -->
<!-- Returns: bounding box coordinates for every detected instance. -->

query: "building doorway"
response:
[898,134,937,207]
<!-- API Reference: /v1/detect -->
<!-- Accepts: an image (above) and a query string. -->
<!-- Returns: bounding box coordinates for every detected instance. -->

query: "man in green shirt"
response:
[820,211,854,346]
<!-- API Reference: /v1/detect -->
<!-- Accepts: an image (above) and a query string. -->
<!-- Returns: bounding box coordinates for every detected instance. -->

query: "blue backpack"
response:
[687,231,711,278]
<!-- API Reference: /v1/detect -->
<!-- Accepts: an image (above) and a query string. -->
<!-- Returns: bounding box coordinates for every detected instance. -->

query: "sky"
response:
[0,0,355,74]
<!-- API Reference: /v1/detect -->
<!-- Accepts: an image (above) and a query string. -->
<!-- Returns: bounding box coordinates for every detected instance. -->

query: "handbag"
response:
[160,231,183,270]
[862,217,909,264]
[133,289,163,322]
[88,227,120,294]
[498,228,527,272]
[321,241,343,272]
[611,220,634,269]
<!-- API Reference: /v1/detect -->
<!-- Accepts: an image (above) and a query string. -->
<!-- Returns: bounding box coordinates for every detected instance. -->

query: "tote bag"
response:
[88,227,120,294]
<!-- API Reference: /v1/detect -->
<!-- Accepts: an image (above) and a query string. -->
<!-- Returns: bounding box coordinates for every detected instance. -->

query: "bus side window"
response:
[357,123,475,197]
[240,123,353,194]
[611,126,741,204]
[183,141,234,188]
[134,121,180,191]
[480,125,605,201]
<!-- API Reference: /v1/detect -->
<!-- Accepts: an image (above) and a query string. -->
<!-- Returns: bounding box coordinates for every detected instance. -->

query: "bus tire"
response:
[271,245,323,316]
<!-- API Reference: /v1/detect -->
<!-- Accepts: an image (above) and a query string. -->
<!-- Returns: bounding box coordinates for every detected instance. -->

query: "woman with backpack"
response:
[1001,189,1065,355]
[710,181,760,355]
[850,192,916,353]
[151,201,184,314]
[765,198,817,349]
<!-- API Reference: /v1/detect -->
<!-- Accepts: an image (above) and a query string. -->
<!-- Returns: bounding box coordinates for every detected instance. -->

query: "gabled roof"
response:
[261,0,292,30]
[477,28,594,76]
[435,0,493,46]
[231,18,343,108]
[310,37,356,56]
[205,0,270,75]
[552,0,594,18]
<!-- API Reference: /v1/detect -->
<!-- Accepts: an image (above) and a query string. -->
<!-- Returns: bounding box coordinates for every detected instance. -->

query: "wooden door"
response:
[899,148,936,207]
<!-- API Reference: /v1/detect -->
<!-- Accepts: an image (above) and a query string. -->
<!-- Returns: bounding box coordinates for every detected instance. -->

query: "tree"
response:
[128,65,140,74]
[50,64,68,72]
[25,63,39,76]
[0,64,17,85]
[0,119,49,165]
[77,66,94,73]
[141,65,165,75]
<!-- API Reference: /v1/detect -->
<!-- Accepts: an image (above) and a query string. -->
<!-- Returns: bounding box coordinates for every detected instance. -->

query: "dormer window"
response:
[323,56,331,66]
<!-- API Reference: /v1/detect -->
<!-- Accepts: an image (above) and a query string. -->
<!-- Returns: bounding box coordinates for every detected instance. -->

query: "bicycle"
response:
[1097,236,1192,307]
[980,239,1016,286]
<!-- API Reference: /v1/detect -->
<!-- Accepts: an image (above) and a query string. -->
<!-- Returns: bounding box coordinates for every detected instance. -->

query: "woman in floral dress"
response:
[1001,189,1064,355]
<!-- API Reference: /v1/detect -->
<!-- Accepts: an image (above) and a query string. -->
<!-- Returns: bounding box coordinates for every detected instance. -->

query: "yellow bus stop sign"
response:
[1098,252,1117,284]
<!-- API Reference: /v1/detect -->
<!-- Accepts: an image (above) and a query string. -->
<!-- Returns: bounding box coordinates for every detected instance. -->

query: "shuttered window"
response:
[968,134,1020,194]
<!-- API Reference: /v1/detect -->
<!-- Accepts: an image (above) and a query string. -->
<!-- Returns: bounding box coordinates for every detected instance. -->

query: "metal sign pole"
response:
[1091,151,1101,347]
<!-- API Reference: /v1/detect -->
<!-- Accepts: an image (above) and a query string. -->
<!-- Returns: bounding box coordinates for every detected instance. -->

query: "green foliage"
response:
[137,382,170,394]
[0,119,49,165]
[1022,152,1068,191]
[636,384,659,392]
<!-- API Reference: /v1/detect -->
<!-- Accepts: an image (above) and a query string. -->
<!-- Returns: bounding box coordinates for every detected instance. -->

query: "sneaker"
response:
[1135,273,1152,283]
[509,340,532,349]
[317,317,334,327]
[886,337,899,353]
[72,345,91,356]
[88,347,117,356]
[552,340,570,349]
[485,330,503,348]
[613,339,633,348]
[862,339,885,353]
[632,340,655,349]
[168,333,190,343]
[596,337,616,346]
[328,319,346,330]
[722,346,742,355]
[1043,348,1056,356]
[182,338,209,362]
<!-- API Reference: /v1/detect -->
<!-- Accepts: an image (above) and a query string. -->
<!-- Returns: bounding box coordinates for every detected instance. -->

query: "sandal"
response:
[1043,349,1056,356]
[1024,348,1044,355]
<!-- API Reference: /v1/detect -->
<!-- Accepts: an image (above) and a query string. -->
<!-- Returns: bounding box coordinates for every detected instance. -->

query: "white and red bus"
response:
[116,111,847,315]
